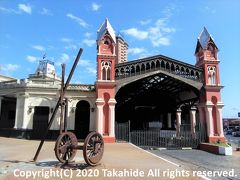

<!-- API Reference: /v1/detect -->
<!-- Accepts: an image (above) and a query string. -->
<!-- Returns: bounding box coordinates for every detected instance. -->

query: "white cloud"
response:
[66,13,88,28]
[18,4,32,14]
[82,39,95,47]
[128,47,146,54]
[26,55,38,63]
[140,19,151,25]
[0,6,19,14]
[162,4,175,18]
[84,32,92,38]
[0,4,33,15]
[60,38,72,43]
[148,19,175,47]
[65,44,77,50]
[202,6,216,14]
[122,18,175,47]
[60,53,69,62]
[78,59,96,76]
[151,37,170,46]
[86,67,96,75]
[78,59,91,66]
[40,8,53,16]
[1,64,20,72]
[32,45,45,51]
[122,28,148,40]
[56,53,70,66]
[92,2,101,11]
[60,38,78,50]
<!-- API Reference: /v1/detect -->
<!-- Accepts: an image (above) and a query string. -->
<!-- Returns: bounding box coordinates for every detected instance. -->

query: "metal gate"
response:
[115,121,130,142]
[115,121,206,149]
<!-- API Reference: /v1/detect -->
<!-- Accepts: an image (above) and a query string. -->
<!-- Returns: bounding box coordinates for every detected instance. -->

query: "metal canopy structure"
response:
[116,72,199,109]
[115,54,203,109]
[115,53,203,131]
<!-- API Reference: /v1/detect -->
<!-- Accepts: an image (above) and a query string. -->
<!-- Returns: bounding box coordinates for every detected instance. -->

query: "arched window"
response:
[101,61,111,80]
[104,40,109,45]
[107,68,111,80]
[102,68,106,80]
[208,44,215,58]
[208,66,216,85]
[102,36,111,45]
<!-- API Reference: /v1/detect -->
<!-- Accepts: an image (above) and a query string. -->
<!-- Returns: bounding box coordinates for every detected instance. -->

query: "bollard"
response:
[236,140,240,151]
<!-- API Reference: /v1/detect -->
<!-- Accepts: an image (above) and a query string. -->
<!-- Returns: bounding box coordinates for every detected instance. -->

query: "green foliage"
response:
[211,141,231,147]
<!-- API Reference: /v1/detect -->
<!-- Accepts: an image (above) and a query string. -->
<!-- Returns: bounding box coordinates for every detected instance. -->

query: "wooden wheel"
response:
[83,131,104,166]
[54,132,78,163]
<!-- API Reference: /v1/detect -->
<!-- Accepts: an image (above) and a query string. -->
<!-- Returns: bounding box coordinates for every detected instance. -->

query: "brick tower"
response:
[195,27,225,143]
[95,18,117,142]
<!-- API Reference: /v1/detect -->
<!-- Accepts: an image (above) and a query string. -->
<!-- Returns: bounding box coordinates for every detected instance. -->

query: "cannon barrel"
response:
[33,48,83,161]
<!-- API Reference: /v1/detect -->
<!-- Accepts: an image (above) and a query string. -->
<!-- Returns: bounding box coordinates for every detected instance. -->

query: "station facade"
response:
[0,19,225,144]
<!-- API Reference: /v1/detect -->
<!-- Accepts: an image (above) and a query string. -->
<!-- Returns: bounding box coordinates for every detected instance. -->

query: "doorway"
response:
[75,100,90,139]
[32,106,49,139]
[0,98,16,129]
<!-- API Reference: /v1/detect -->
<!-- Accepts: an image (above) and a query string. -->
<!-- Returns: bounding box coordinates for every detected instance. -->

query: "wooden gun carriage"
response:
[33,48,104,166]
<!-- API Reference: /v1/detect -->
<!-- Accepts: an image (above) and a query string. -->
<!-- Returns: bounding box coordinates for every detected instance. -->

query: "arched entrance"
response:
[115,72,205,148]
[75,100,90,139]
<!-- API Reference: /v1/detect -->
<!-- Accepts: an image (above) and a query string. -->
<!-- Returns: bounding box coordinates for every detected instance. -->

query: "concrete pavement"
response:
[149,148,240,180]
[0,137,201,179]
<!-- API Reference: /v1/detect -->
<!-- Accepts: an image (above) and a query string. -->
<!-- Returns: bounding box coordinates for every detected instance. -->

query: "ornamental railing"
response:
[115,55,203,82]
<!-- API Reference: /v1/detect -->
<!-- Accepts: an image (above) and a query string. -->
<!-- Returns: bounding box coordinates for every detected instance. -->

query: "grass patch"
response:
[211,142,231,147]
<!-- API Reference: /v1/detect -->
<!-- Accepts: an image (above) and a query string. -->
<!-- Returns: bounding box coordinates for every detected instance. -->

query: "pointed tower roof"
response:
[197,27,217,49]
[97,18,116,43]
[195,27,218,54]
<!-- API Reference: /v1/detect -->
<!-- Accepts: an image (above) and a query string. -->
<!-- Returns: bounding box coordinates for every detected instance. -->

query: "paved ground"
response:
[149,148,240,180]
[225,134,240,150]
[0,137,201,180]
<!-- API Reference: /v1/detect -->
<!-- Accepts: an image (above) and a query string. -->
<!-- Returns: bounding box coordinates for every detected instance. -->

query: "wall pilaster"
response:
[96,98,104,135]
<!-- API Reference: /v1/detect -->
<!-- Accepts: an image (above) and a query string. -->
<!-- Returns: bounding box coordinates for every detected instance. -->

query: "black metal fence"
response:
[130,130,204,149]
[115,121,130,142]
[115,121,207,149]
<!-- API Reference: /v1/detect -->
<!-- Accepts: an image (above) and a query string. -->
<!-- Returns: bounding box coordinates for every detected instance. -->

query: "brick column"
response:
[217,102,224,137]
[108,98,116,137]
[176,109,182,136]
[205,105,214,137]
[96,98,104,135]
[190,106,197,138]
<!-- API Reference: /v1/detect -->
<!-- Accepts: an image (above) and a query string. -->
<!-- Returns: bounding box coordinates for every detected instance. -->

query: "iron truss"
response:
[115,72,200,108]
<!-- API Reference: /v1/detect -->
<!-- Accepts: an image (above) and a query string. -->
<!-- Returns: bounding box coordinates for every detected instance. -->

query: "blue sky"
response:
[0,0,239,118]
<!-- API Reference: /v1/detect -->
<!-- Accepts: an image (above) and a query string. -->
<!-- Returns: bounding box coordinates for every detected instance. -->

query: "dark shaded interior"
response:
[32,106,49,139]
[75,100,90,139]
[115,73,200,130]
[0,97,16,128]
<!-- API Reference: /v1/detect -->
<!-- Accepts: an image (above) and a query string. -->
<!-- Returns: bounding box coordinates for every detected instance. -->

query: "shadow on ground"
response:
[0,159,90,170]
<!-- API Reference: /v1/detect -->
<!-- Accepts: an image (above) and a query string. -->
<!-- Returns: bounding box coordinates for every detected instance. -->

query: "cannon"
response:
[33,48,104,166]
[54,131,104,166]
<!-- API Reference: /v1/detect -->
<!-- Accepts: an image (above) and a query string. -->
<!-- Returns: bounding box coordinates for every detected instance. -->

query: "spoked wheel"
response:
[83,131,104,166]
[54,132,78,163]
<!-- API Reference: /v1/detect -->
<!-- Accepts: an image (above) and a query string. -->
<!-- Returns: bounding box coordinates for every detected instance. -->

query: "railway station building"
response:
[0,19,225,147]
